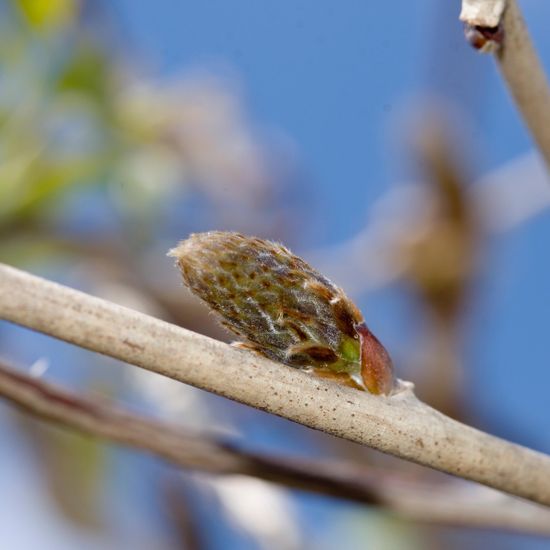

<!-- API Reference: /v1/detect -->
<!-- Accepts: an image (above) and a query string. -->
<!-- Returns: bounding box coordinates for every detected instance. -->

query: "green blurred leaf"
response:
[16,0,78,30]
[56,44,113,109]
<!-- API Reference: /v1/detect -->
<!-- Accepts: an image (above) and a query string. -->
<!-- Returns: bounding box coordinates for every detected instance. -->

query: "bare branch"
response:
[462,0,550,170]
[1,359,550,536]
[496,0,550,170]
[1,263,550,506]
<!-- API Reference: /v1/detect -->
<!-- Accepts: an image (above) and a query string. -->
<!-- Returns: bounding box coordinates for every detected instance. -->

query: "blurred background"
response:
[1,0,550,548]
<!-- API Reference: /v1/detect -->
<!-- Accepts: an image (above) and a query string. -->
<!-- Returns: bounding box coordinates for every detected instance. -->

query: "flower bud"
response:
[169,232,393,394]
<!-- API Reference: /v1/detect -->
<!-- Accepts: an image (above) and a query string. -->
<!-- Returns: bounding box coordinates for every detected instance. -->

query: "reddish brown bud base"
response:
[464,23,504,53]
[169,232,394,394]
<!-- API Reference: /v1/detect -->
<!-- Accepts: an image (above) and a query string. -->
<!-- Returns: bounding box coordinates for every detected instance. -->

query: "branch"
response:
[1,360,550,536]
[461,0,550,170]
[1,263,550,506]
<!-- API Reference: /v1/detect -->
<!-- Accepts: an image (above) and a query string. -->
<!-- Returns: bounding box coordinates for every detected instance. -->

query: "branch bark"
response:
[1,359,550,536]
[461,0,550,171]
[496,0,550,170]
[1,263,550,506]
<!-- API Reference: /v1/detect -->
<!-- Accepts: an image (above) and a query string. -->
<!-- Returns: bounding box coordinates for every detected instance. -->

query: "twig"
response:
[1,264,550,506]
[461,0,550,170]
[1,360,550,536]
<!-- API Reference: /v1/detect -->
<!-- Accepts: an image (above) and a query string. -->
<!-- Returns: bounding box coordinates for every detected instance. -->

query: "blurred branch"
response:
[308,151,549,296]
[162,481,207,550]
[461,0,550,171]
[397,120,478,417]
[1,264,550,506]
[1,359,550,536]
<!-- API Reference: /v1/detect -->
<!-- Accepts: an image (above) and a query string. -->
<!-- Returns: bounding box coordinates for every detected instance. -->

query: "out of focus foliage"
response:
[1,0,292,267]
[1,0,114,229]
[1,1,304,547]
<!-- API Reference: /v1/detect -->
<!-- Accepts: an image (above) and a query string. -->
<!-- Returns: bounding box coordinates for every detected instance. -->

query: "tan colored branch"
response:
[1,360,550,536]
[1,263,550,506]
[461,0,550,170]
[497,0,550,169]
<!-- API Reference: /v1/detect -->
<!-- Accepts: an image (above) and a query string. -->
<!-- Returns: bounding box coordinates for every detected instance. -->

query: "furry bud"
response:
[169,232,393,394]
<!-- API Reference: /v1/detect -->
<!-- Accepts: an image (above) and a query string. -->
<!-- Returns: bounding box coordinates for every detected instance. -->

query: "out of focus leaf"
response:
[56,44,113,111]
[16,0,78,30]
[16,414,106,530]
[0,157,107,226]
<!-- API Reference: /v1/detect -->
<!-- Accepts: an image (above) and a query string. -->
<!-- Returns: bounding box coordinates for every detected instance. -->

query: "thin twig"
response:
[1,264,550,506]
[1,360,550,536]
[461,0,550,170]
[497,0,550,169]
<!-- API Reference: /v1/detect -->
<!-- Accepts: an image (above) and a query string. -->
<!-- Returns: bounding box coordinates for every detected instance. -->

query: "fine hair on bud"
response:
[169,231,394,395]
